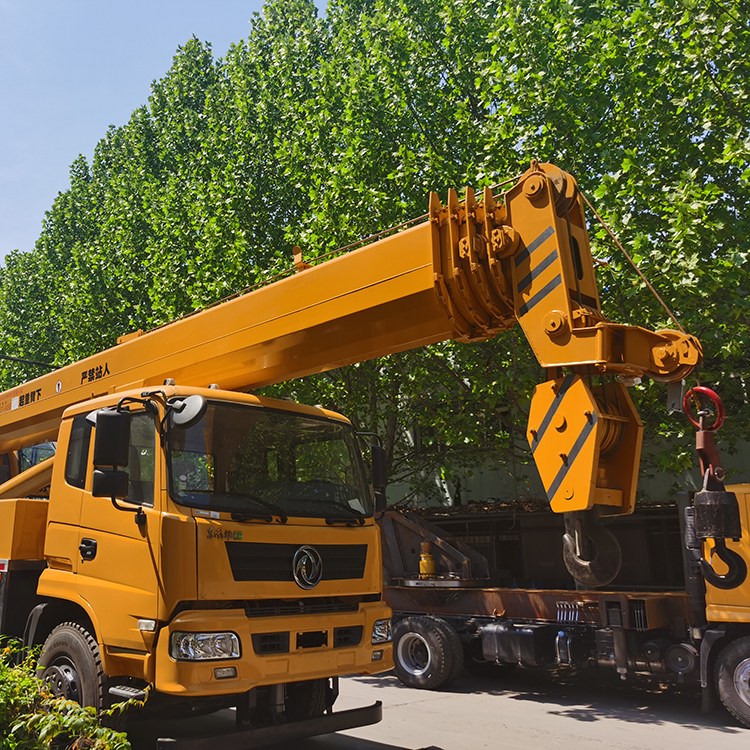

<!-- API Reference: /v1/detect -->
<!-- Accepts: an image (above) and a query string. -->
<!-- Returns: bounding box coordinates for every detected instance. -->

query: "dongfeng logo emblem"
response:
[293,546,323,589]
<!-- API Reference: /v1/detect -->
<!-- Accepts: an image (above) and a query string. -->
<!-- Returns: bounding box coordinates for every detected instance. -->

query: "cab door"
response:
[76,410,162,652]
[44,415,89,575]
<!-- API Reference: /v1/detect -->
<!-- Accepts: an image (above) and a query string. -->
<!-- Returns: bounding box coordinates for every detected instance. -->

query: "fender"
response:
[700,627,726,710]
[22,602,47,648]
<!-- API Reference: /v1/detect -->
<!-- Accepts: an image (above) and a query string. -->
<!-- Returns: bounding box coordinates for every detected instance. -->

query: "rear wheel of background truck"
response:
[393,616,463,690]
[38,622,106,709]
[715,636,750,727]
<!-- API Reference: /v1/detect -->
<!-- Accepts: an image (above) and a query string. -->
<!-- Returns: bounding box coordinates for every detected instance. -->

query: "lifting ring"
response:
[683,386,725,431]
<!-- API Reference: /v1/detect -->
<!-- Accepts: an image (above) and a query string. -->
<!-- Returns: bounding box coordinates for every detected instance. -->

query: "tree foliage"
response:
[1,0,747,503]
[0,641,130,749]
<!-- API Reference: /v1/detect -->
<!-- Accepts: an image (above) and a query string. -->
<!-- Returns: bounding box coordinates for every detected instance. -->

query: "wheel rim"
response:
[42,657,82,703]
[733,657,750,707]
[397,632,431,676]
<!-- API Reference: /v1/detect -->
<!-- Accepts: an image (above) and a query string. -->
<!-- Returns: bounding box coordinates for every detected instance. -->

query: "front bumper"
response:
[155,602,392,696]
[156,700,383,749]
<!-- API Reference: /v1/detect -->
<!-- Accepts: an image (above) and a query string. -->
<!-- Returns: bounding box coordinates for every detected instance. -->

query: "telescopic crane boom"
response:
[0,162,701,585]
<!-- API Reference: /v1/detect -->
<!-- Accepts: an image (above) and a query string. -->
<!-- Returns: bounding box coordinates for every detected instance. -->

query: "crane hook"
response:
[701,539,748,590]
[684,386,747,591]
[562,510,622,588]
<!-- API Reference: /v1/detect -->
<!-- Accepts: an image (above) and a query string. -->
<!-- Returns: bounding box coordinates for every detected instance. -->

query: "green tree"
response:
[1,0,747,501]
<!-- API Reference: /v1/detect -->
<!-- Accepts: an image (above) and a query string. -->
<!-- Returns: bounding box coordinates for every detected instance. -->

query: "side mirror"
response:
[92,469,129,499]
[93,410,131,467]
[92,409,131,502]
[371,444,388,513]
[170,395,208,429]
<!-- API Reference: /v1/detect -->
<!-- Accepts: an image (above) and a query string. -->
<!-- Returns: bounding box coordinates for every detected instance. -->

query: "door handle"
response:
[79,538,98,561]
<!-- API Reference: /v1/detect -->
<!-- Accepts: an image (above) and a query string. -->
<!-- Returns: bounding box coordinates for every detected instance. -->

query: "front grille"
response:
[244,597,359,618]
[334,626,363,648]
[252,626,363,655]
[226,542,367,582]
[252,632,290,655]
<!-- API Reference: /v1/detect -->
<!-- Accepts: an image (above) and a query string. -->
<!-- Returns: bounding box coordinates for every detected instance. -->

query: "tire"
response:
[393,616,463,690]
[285,679,328,721]
[715,636,750,727]
[38,622,106,709]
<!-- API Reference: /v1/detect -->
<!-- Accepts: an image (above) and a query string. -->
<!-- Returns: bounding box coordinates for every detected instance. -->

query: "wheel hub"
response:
[397,632,431,676]
[43,662,81,703]
[733,657,750,707]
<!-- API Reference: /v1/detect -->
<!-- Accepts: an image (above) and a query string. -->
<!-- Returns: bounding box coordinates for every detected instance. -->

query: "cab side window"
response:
[0,453,12,484]
[19,442,56,472]
[127,412,156,506]
[65,415,91,489]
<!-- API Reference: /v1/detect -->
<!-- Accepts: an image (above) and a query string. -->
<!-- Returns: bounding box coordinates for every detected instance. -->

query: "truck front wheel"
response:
[393,616,463,690]
[38,622,106,709]
[715,636,750,727]
[285,679,328,720]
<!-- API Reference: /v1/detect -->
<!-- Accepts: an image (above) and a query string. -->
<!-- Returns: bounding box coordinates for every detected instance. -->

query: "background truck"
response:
[383,387,750,728]
[0,162,705,742]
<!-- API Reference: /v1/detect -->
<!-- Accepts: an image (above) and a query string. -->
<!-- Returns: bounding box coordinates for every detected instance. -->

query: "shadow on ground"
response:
[127,667,747,748]
[353,667,744,735]
[127,707,411,750]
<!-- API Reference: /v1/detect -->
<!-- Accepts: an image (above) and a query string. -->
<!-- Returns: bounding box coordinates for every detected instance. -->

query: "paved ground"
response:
[127,668,750,750]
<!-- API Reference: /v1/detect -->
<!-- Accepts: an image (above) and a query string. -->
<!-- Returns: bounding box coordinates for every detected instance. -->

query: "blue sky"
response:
[0,1,323,261]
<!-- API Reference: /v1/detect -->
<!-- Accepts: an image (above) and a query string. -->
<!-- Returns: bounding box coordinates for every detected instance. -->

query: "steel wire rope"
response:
[579,191,686,334]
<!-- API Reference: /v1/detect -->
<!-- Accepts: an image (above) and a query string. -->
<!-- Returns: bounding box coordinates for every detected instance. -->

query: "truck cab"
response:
[0,385,391,735]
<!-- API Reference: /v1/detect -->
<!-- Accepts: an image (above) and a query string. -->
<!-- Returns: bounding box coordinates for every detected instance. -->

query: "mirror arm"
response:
[110,497,147,527]
[356,431,382,447]
[116,390,171,444]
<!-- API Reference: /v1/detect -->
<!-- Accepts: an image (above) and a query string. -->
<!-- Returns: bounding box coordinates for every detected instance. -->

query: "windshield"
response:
[167,402,372,519]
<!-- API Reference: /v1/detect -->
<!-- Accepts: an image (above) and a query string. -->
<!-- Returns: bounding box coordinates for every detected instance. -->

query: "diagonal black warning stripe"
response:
[518,274,562,317]
[514,225,555,268]
[545,413,598,504]
[531,373,576,452]
[517,248,559,295]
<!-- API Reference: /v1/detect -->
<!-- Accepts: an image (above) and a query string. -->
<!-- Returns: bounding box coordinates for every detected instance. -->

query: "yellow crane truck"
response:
[0,162,709,743]
[383,387,750,728]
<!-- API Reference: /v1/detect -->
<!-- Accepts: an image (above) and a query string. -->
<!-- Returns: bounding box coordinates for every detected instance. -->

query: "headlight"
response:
[371,618,392,644]
[170,631,241,661]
